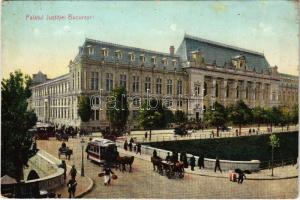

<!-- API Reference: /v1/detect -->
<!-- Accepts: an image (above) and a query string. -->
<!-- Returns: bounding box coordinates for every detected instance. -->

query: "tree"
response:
[174,110,188,125]
[1,70,37,182]
[291,104,298,126]
[106,87,129,135]
[228,100,252,135]
[278,106,292,131]
[265,107,281,131]
[139,100,169,139]
[77,95,92,122]
[269,134,280,176]
[203,102,227,137]
[252,106,267,129]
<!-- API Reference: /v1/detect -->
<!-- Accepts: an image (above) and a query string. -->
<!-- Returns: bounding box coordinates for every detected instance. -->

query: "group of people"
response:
[123,138,142,155]
[58,161,78,198]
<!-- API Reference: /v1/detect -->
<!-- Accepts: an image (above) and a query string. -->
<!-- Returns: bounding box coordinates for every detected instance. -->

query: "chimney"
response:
[169,46,175,56]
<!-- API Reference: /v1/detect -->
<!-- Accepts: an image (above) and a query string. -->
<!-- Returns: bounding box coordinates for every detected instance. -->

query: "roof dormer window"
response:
[172,59,177,67]
[232,55,246,70]
[128,52,135,61]
[162,58,168,66]
[101,48,108,57]
[140,54,146,63]
[115,50,122,59]
[151,56,157,64]
[87,45,94,55]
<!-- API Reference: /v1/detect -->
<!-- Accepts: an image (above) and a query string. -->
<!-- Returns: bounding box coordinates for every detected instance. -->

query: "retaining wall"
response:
[141,145,261,171]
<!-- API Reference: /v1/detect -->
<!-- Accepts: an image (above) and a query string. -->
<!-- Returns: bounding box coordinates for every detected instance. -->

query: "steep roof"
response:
[76,38,181,71]
[176,34,270,71]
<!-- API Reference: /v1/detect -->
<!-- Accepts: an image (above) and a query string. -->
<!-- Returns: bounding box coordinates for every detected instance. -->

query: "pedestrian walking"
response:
[198,154,205,169]
[211,130,215,138]
[153,150,158,158]
[124,140,128,151]
[103,165,115,186]
[58,160,67,180]
[128,142,133,152]
[145,132,148,139]
[214,157,222,173]
[130,137,134,144]
[237,171,246,184]
[190,155,196,171]
[136,143,142,155]
[67,178,77,198]
[236,129,238,136]
[69,165,77,180]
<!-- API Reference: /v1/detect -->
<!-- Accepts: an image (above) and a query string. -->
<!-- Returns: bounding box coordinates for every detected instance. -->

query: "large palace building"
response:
[29,34,298,130]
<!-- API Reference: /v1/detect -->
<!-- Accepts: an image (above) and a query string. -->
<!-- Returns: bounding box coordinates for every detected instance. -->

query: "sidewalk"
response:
[116,144,298,180]
[38,149,94,198]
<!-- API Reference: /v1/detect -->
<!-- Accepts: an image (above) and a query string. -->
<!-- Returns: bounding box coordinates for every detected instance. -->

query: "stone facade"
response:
[29,34,298,130]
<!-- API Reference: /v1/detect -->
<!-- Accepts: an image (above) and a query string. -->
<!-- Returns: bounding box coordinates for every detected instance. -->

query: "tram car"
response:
[86,138,117,164]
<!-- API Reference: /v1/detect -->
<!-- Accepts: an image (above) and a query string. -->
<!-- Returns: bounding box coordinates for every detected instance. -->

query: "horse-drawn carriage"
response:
[34,123,55,140]
[151,156,184,179]
[55,132,69,141]
[58,145,73,160]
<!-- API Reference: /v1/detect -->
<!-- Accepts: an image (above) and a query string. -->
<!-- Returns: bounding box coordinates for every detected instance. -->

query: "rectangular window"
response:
[128,53,135,61]
[145,77,151,93]
[156,78,162,94]
[106,73,113,92]
[101,48,108,57]
[120,74,127,89]
[151,57,156,64]
[172,60,177,67]
[96,110,99,120]
[162,58,168,65]
[177,80,183,95]
[177,100,183,107]
[194,84,200,95]
[115,50,122,59]
[90,72,99,90]
[167,79,173,95]
[140,55,145,63]
[88,47,94,55]
[133,76,139,93]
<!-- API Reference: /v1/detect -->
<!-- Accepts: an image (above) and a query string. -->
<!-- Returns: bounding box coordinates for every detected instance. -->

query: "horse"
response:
[116,156,134,172]
[151,156,162,172]
[58,147,73,160]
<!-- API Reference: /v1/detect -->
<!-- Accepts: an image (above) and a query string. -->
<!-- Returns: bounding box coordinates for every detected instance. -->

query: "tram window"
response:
[96,147,99,153]
[100,147,105,154]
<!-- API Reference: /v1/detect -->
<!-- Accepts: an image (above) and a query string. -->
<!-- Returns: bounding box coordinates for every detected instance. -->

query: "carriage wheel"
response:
[166,171,172,179]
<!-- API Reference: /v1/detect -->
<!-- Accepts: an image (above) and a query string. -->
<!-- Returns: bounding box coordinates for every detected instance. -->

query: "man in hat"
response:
[69,165,77,180]
[103,165,115,186]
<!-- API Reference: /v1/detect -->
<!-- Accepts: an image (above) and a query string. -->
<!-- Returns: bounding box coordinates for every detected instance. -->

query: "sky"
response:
[2,1,299,78]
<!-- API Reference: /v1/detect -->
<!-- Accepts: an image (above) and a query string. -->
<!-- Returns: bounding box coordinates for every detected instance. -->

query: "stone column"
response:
[260,83,264,107]
[222,79,228,106]
[211,77,216,108]
[251,82,256,107]
[232,80,238,103]
[242,80,247,100]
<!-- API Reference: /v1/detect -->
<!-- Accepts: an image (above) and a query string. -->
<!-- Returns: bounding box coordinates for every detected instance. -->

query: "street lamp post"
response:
[80,138,85,177]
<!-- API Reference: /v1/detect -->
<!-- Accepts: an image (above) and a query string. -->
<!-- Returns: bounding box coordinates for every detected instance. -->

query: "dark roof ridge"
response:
[184,34,264,57]
[84,38,179,58]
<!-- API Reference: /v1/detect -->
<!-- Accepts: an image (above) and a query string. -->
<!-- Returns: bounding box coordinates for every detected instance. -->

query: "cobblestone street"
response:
[37,137,298,198]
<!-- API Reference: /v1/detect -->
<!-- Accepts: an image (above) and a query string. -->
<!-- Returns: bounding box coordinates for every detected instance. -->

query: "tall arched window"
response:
[236,86,239,98]
[204,82,207,96]
[226,84,229,98]
[215,84,219,97]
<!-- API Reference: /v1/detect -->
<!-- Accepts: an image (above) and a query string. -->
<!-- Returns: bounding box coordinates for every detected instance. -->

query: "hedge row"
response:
[146,132,298,162]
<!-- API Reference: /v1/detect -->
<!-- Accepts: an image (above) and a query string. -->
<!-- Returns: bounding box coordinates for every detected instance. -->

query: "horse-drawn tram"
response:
[86,138,117,164]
